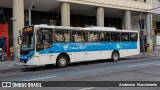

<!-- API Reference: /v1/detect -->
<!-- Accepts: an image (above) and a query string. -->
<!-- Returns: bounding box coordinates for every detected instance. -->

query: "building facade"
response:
[152,0,160,51]
[0,0,153,53]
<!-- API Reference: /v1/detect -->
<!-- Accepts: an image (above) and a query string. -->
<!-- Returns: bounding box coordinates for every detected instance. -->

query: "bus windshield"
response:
[21,26,35,51]
[21,32,34,51]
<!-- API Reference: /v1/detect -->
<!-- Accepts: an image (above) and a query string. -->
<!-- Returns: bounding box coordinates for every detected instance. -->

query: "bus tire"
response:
[56,55,68,68]
[111,51,119,62]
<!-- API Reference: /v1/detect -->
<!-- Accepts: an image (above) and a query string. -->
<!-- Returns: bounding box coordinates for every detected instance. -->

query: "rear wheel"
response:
[111,51,119,62]
[56,55,68,68]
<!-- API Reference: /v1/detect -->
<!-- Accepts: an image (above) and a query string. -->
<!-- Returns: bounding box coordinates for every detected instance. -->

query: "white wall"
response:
[59,0,152,12]
[152,0,160,14]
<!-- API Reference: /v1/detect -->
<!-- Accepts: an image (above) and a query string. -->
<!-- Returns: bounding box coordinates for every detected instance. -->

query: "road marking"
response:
[24,76,57,81]
[128,63,155,67]
[23,61,160,81]
[78,87,95,90]
[156,64,160,65]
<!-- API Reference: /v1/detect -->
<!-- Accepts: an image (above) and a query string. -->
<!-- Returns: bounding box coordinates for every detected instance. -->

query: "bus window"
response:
[111,32,120,41]
[130,33,138,41]
[64,31,71,42]
[99,32,110,42]
[55,30,71,43]
[36,29,53,50]
[121,33,129,41]
[72,31,86,42]
[55,30,65,42]
[87,31,99,42]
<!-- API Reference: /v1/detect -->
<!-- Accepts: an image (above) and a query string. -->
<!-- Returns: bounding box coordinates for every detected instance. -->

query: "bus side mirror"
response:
[19,30,22,37]
[17,30,22,45]
[17,36,22,45]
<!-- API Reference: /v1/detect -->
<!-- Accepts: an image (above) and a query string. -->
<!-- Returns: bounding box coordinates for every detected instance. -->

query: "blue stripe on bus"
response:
[20,42,137,60]
[39,42,137,54]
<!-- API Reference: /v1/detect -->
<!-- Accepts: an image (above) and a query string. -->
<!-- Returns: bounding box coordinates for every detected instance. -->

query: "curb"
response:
[0,65,43,74]
[0,66,28,74]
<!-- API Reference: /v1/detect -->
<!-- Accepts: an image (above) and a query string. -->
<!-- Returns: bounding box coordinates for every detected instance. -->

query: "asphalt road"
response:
[0,56,160,90]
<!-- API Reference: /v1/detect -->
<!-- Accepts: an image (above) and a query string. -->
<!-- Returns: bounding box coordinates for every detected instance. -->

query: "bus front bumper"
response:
[20,58,39,66]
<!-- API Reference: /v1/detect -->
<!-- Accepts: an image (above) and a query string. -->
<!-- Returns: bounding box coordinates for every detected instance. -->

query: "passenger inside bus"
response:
[88,32,98,42]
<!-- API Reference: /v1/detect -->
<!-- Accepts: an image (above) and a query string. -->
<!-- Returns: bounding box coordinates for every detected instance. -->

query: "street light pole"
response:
[139,10,145,55]
[28,0,39,25]
[28,2,34,25]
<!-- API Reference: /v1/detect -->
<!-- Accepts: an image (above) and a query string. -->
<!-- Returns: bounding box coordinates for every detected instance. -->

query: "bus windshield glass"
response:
[21,27,34,51]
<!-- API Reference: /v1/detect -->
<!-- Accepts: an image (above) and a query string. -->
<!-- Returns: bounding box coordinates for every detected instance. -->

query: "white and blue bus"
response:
[20,25,140,67]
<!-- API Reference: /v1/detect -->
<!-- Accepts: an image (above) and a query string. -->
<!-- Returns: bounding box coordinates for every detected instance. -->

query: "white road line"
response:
[128,63,155,67]
[156,64,160,65]
[78,87,95,90]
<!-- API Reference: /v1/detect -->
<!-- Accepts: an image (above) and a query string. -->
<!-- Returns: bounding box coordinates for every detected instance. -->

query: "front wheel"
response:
[56,55,68,68]
[111,51,119,62]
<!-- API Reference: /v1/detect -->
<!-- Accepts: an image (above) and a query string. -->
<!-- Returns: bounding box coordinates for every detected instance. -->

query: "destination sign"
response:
[23,27,33,32]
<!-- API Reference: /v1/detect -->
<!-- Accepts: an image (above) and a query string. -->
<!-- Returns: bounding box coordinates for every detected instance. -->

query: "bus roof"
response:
[33,25,139,33]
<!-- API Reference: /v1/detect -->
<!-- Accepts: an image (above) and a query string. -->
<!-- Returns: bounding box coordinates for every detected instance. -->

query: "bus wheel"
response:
[56,55,68,68]
[111,51,119,62]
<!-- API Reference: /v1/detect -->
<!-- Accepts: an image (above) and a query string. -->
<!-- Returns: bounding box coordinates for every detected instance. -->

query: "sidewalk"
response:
[0,52,159,72]
[138,51,160,57]
[0,61,24,70]
[0,61,38,73]
[123,51,160,59]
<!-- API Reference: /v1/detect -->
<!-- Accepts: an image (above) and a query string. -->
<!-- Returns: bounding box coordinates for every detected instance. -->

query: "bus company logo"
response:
[63,45,69,50]
[2,82,12,87]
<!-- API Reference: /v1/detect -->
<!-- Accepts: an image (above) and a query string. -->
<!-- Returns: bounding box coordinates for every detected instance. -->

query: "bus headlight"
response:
[28,55,34,60]
[28,57,31,60]
[31,55,34,58]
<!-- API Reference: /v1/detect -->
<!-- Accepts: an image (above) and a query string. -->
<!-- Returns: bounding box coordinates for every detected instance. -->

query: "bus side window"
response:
[55,33,59,42]
[88,32,98,42]
[100,32,110,42]
[55,30,65,42]
[72,31,85,42]
[121,33,129,41]
[111,32,120,41]
[130,33,138,41]
[36,29,53,50]
[64,31,71,42]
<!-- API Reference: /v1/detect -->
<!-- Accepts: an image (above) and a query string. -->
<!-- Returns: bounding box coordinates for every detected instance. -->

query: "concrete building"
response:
[152,0,160,51]
[0,0,153,55]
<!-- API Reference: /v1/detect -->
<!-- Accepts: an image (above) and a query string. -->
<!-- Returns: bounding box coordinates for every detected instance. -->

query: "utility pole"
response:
[28,2,34,25]
[139,11,145,55]
[28,0,39,25]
